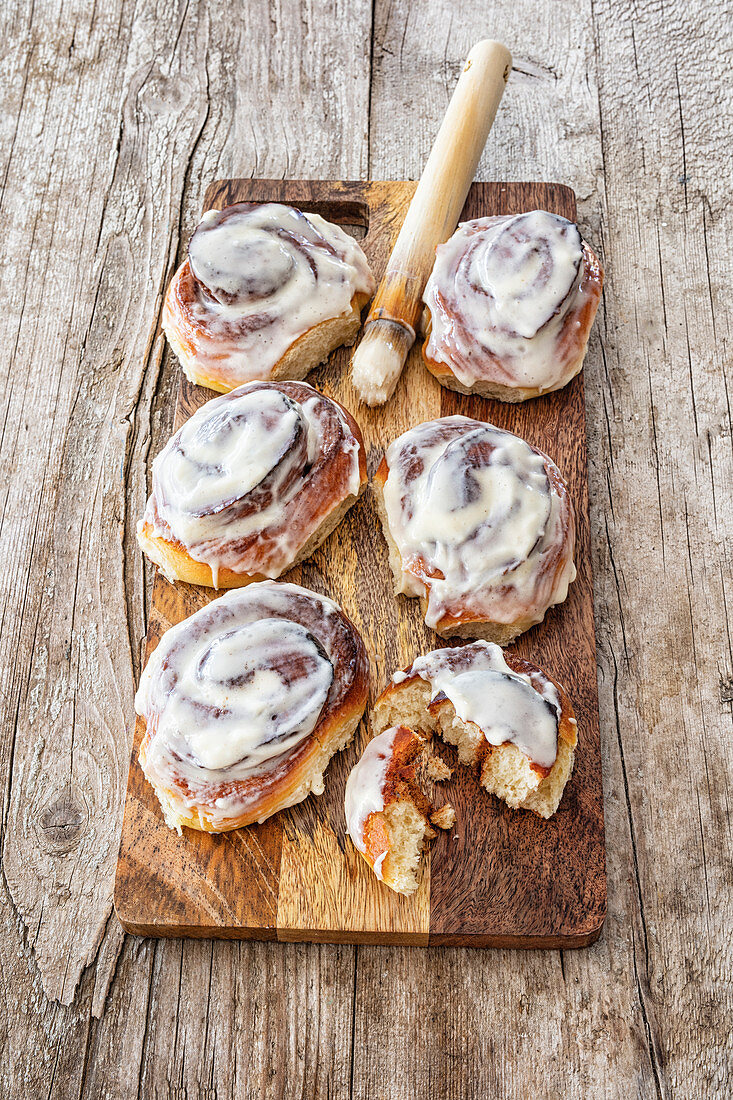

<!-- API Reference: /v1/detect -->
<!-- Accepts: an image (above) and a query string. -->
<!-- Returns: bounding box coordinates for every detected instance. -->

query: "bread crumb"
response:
[430,804,456,831]
[427,756,452,781]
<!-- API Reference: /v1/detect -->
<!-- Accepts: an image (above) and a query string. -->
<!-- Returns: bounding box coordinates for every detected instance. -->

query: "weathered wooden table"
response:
[2,1,730,1096]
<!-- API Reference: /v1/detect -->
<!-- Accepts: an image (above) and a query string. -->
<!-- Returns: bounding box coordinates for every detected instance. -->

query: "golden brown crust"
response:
[422,242,604,401]
[139,478,367,589]
[139,587,370,832]
[137,523,265,588]
[139,715,360,834]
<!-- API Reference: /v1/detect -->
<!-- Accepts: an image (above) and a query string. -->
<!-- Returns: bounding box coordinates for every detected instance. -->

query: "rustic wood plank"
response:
[586,3,733,1094]
[1,0,731,1096]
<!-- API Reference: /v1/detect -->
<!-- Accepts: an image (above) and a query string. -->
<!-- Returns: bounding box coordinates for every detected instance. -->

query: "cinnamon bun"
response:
[135,581,369,832]
[372,641,577,818]
[137,381,367,589]
[422,210,603,401]
[374,416,576,643]
[344,725,436,895]
[163,203,376,392]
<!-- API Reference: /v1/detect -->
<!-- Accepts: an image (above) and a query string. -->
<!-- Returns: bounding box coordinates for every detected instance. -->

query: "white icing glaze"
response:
[141,381,363,582]
[394,641,560,769]
[180,203,375,386]
[423,211,597,392]
[135,581,348,830]
[381,416,574,631]
[344,727,398,879]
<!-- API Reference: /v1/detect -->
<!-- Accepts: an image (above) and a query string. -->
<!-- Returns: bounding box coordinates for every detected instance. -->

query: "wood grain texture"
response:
[1,0,730,1095]
[115,178,605,947]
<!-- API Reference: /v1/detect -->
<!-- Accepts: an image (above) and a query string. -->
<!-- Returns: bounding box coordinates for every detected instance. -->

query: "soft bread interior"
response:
[426,755,452,781]
[420,238,602,404]
[372,676,574,820]
[430,803,456,830]
[380,799,436,896]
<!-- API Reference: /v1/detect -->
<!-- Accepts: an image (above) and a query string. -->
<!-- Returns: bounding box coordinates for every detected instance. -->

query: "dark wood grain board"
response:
[114,179,606,947]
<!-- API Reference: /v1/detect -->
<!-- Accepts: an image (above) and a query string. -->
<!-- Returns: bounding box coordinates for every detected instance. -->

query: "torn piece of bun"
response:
[372,641,577,819]
[344,725,437,895]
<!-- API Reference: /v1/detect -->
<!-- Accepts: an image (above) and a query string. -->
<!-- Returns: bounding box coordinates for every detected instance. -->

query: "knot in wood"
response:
[37,796,86,853]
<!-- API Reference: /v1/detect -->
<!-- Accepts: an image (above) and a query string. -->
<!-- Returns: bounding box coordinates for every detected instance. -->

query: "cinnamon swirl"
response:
[135,581,369,832]
[422,210,603,401]
[163,203,376,392]
[372,641,577,818]
[374,416,575,642]
[137,381,367,589]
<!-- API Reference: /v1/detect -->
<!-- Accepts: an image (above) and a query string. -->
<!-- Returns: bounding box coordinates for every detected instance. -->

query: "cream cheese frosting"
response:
[135,581,353,831]
[171,202,376,387]
[394,641,561,770]
[380,416,575,632]
[423,210,601,393]
[140,381,363,586]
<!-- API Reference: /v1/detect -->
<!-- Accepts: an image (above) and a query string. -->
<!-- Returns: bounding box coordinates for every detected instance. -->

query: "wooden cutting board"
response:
[114,179,607,948]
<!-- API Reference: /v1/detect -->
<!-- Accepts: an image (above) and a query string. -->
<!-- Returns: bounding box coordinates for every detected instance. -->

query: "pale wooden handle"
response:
[378,39,512,324]
[352,40,511,405]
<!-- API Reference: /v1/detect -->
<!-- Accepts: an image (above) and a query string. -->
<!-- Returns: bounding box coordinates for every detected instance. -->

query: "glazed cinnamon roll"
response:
[135,581,369,832]
[373,416,575,642]
[422,210,603,401]
[137,381,367,589]
[372,641,577,818]
[163,203,376,393]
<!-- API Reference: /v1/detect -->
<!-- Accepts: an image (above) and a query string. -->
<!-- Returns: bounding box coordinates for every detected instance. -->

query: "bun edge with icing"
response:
[421,240,603,403]
[138,384,368,589]
[138,585,370,833]
[138,478,367,589]
[164,273,372,394]
[345,725,437,896]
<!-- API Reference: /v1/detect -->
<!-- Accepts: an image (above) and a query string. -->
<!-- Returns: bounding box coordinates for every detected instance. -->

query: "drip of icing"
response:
[394,641,560,769]
[142,382,362,579]
[173,203,376,386]
[382,416,574,630]
[423,211,594,391]
[135,582,346,829]
[344,728,398,879]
